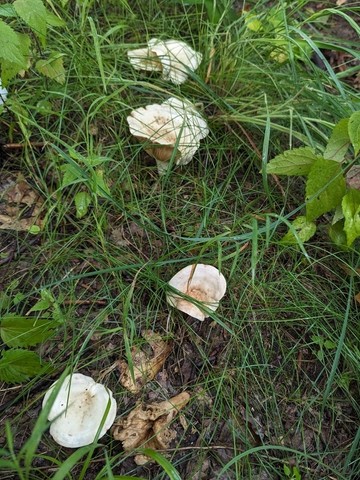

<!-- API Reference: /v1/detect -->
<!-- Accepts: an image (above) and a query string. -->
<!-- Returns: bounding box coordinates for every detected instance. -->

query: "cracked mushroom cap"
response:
[42,373,117,448]
[127,97,208,174]
[128,38,202,85]
[0,79,8,106]
[167,264,227,321]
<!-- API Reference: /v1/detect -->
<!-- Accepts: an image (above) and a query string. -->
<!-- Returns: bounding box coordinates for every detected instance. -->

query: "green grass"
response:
[1,0,360,479]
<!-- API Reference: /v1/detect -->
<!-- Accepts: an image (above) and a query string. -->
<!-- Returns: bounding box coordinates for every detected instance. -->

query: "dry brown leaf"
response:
[355,292,360,304]
[118,330,172,393]
[113,391,190,465]
[0,173,44,231]
[346,166,360,191]
[336,0,347,5]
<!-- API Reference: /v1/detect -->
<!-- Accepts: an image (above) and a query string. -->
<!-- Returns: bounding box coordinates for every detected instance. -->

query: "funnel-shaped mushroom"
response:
[0,79,8,105]
[128,38,202,85]
[167,264,227,321]
[42,373,117,448]
[127,97,208,174]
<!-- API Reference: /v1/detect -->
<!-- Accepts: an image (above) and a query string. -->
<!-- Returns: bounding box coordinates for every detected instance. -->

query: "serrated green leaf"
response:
[14,0,47,46]
[280,215,317,245]
[348,111,360,156]
[265,147,318,176]
[36,52,65,84]
[0,315,56,347]
[0,349,44,383]
[75,191,92,219]
[0,4,16,17]
[93,170,110,197]
[1,32,31,83]
[0,20,26,66]
[324,118,350,162]
[306,158,346,221]
[28,298,52,313]
[342,189,360,246]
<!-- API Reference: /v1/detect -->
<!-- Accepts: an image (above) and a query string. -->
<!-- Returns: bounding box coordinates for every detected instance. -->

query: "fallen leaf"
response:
[113,391,190,465]
[118,330,172,393]
[355,292,360,304]
[0,173,44,231]
[346,166,360,191]
[336,0,347,5]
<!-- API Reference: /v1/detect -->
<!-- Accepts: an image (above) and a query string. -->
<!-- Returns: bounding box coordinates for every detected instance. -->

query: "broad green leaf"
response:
[280,215,316,245]
[93,170,110,197]
[0,349,44,383]
[0,315,56,347]
[36,52,65,84]
[75,191,92,219]
[28,299,52,313]
[0,4,16,17]
[324,118,350,162]
[328,221,348,250]
[348,111,360,156]
[266,147,319,176]
[243,12,263,32]
[1,32,31,83]
[84,154,109,167]
[61,164,81,187]
[0,20,26,67]
[14,0,47,46]
[342,189,360,246]
[305,158,346,221]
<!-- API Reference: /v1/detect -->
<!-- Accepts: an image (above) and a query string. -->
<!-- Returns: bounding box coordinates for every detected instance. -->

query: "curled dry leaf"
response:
[113,391,190,465]
[0,173,44,231]
[118,330,172,393]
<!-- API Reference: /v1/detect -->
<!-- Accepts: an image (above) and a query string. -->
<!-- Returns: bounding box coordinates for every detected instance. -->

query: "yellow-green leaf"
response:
[342,189,360,246]
[306,158,346,221]
[0,20,26,67]
[280,215,317,245]
[324,118,350,162]
[266,147,318,176]
[36,52,66,84]
[14,0,47,46]
[0,315,57,347]
[348,111,360,156]
[74,191,92,219]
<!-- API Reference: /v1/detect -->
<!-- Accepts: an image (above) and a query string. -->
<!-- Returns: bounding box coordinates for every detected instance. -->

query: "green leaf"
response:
[0,4,16,17]
[342,188,360,246]
[280,215,317,245]
[265,147,319,176]
[348,111,360,156]
[1,32,31,83]
[324,340,336,349]
[92,170,110,197]
[0,315,57,347]
[61,164,81,187]
[14,0,47,46]
[328,221,348,250]
[0,20,26,66]
[324,118,350,162]
[46,11,65,27]
[305,158,346,221]
[74,191,92,219]
[0,349,44,383]
[36,52,65,84]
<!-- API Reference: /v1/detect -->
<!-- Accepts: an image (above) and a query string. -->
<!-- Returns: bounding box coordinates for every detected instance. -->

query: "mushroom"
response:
[0,79,8,105]
[127,97,208,174]
[166,264,227,321]
[42,373,117,448]
[128,38,202,85]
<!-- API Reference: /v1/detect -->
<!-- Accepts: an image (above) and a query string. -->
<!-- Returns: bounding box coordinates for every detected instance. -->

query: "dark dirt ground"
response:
[1,2,359,479]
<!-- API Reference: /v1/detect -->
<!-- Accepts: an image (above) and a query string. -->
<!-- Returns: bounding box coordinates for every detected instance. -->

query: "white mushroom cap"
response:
[0,79,8,106]
[42,373,117,448]
[167,264,227,321]
[127,97,208,174]
[128,38,202,85]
